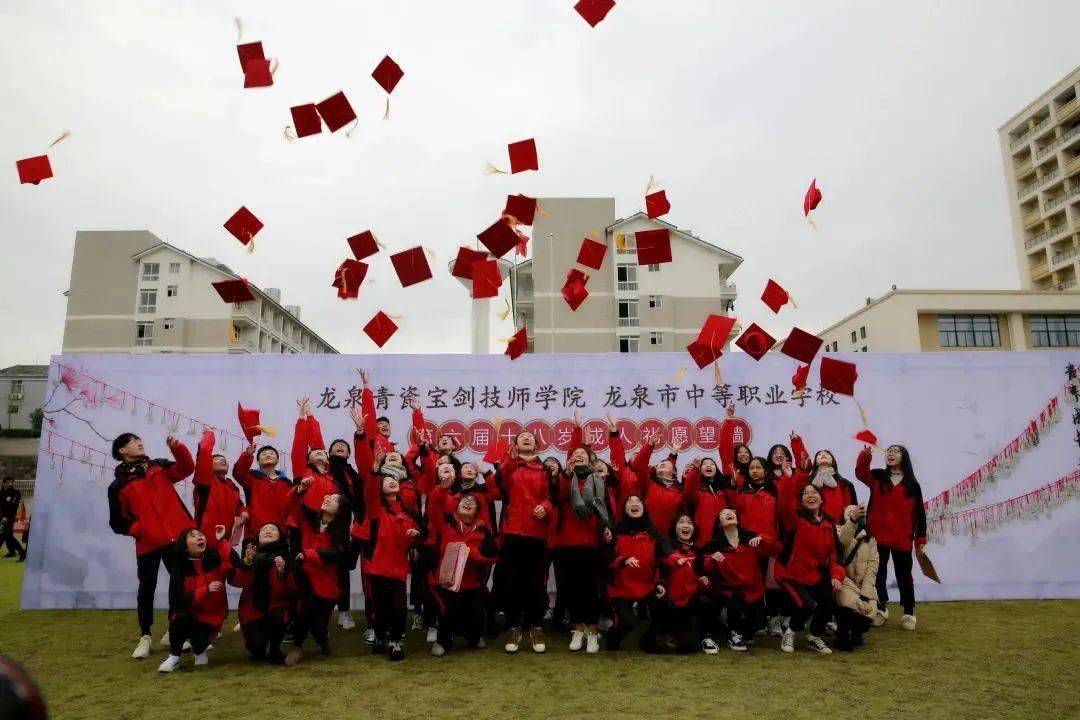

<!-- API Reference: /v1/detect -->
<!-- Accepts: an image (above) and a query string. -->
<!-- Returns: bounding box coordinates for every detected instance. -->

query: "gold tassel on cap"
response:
[383,95,391,120]
[713,360,724,387]
[673,367,687,383]
[270,58,279,76]
[615,234,628,252]
[234,17,243,42]
[484,161,508,175]
[345,118,359,139]
[48,130,70,148]
[497,298,511,321]
[283,125,297,142]
[228,322,238,343]
[256,423,278,438]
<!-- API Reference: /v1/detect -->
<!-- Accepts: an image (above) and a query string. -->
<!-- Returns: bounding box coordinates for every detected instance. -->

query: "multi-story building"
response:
[0,366,48,432]
[816,288,1080,353]
[999,64,1080,292]
[62,231,337,355]
[509,198,741,353]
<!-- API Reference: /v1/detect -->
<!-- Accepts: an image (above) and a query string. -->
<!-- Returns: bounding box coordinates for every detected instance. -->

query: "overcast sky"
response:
[2,0,1079,368]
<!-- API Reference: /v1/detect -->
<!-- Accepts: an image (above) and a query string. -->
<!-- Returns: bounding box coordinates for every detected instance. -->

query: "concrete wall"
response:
[2,378,46,431]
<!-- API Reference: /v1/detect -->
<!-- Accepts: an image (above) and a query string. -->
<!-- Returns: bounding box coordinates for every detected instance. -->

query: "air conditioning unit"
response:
[7,393,23,401]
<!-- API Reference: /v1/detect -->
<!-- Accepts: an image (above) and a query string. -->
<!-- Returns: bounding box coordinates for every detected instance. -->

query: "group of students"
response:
[106,370,928,672]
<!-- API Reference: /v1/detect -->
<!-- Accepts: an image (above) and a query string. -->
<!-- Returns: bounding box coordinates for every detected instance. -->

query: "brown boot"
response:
[529,627,546,654]
[504,627,523,653]
[284,647,302,667]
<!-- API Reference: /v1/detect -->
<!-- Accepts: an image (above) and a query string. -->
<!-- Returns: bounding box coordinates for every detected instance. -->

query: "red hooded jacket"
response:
[193,430,246,539]
[168,538,233,629]
[108,442,196,556]
[734,482,779,540]
[233,451,294,541]
[230,548,298,625]
[427,514,498,592]
[855,449,927,551]
[608,529,659,600]
[495,453,553,541]
[701,529,781,603]
[356,431,419,581]
[775,514,846,587]
[660,541,702,608]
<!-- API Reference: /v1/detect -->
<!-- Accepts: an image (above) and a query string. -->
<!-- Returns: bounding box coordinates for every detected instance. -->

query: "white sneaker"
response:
[132,634,152,659]
[727,632,748,652]
[826,621,838,634]
[806,634,832,654]
[901,614,917,631]
[430,642,446,657]
[362,628,376,645]
[569,629,585,652]
[475,638,487,649]
[780,629,795,653]
[597,617,613,632]
[233,622,241,633]
[767,616,784,637]
[504,627,522,653]
[157,655,182,673]
[585,632,600,654]
[181,640,192,653]
[158,630,170,647]
[411,614,424,630]
[193,652,209,666]
[426,627,438,644]
[701,637,720,655]
[338,611,356,630]
[872,608,889,627]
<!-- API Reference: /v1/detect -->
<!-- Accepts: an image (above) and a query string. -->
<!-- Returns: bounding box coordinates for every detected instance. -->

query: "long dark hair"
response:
[251,524,290,613]
[167,527,224,613]
[806,449,851,486]
[730,443,752,483]
[884,444,920,491]
[666,513,698,546]
[741,456,776,494]
[795,483,827,522]
[764,444,793,477]
[614,495,659,538]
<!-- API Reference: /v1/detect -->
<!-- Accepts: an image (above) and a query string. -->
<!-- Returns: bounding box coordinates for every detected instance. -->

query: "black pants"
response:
[759,556,784,621]
[168,615,214,656]
[435,587,487,649]
[560,546,602,626]
[337,539,362,613]
[370,575,407,643]
[643,595,716,653]
[242,610,289,663]
[876,546,915,615]
[607,596,649,650]
[136,547,170,635]
[783,580,834,636]
[722,594,766,640]
[549,550,568,625]
[500,535,548,629]
[292,596,335,651]
[0,521,25,558]
[835,606,872,648]
[412,547,438,628]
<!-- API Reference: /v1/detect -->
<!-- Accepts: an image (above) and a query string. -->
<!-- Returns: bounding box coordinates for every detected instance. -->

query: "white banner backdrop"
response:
[20,350,1080,609]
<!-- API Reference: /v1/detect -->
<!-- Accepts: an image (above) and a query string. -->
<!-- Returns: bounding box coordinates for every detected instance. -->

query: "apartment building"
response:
[62,231,337,355]
[509,198,741,353]
[0,366,48,432]
[999,64,1080,292]
[816,288,1080,353]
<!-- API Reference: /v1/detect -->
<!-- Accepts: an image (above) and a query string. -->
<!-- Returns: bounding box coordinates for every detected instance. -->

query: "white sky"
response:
[2,0,1080,368]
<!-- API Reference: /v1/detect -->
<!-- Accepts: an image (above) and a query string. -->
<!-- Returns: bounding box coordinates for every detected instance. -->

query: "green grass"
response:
[2,561,1079,720]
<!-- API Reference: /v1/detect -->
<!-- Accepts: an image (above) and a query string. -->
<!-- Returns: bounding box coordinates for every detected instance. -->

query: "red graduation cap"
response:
[686,340,721,369]
[574,0,616,27]
[483,439,511,464]
[792,363,811,394]
[236,42,265,70]
[477,217,520,258]
[363,311,398,348]
[504,327,528,360]
[854,429,878,446]
[645,190,671,219]
[761,279,792,314]
[372,55,405,94]
[696,314,737,352]
[451,246,489,280]
[290,104,322,138]
[316,91,357,133]
[503,194,538,226]
[237,403,276,443]
[514,227,530,257]
[16,155,52,185]
[331,259,368,299]
[507,138,539,174]
[471,259,503,299]
[635,228,672,265]
[562,270,590,311]
[243,58,273,88]
[390,246,433,287]
[804,178,823,216]
[820,356,858,396]
[735,323,776,361]
[211,278,256,303]
[223,207,263,247]
[781,327,823,365]
[576,237,607,270]
[347,231,380,260]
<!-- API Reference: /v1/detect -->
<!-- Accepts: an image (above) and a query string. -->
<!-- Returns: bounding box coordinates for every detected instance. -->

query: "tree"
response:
[30,407,43,434]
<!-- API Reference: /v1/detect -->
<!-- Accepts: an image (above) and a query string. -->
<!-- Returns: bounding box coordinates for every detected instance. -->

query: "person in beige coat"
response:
[833,505,878,651]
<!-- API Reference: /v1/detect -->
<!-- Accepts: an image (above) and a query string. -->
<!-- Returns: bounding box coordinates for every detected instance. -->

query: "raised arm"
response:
[855,446,874,488]
[790,432,811,473]
[682,461,702,506]
[291,397,312,480]
[359,369,380,441]
[629,438,656,496]
[232,444,255,491]
[608,416,628,471]
[193,428,216,488]
[163,436,195,483]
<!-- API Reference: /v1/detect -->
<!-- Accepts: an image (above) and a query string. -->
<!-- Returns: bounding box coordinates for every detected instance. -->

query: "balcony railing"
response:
[1030,261,1051,279]
[1011,116,1053,150]
[1025,222,1068,249]
[618,317,640,327]
[1052,247,1080,266]
[617,281,638,292]
[1016,158,1034,176]
[1022,208,1042,227]
[1018,167,1061,198]
[1035,124,1080,161]
[1061,278,1077,290]
[1059,97,1080,122]
[1045,183,1080,212]
[1066,156,1080,177]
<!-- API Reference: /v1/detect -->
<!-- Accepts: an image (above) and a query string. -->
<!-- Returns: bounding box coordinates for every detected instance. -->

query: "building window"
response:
[616,234,636,254]
[648,295,662,309]
[938,314,1001,348]
[860,326,866,339]
[619,336,639,353]
[141,262,159,281]
[168,262,181,274]
[7,406,18,416]
[650,332,662,345]
[163,318,175,330]
[10,380,23,394]
[861,346,867,352]
[618,300,639,327]
[647,264,660,272]
[850,331,856,343]
[234,301,246,310]
[616,264,638,291]
[167,285,178,298]
[138,289,157,314]
[1030,314,1080,347]
[135,321,154,346]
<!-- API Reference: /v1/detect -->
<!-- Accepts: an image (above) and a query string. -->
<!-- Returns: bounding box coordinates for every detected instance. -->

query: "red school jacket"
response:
[818,478,859,526]
[356,432,419,582]
[494,453,553,541]
[427,515,498,592]
[608,530,659,601]
[427,479,500,535]
[775,514,846,588]
[682,466,736,547]
[551,472,606,548]
[230,551,298,625]
[108,442,196,556]
[734,483,779,540]
[855,449,927,552]
[701,529,781,603]
[660,541,702,608]
[232,451,294,541]
[295,501,348,601]
[168,539,233,629]
[193,431,246,539]
[607,432,656,525]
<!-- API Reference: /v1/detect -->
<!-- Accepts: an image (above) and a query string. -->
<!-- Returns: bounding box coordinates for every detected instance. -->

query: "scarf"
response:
[812,467,838,489]
[569,471,611,527]
[251,539,290,613]
[379,463,409,482]
[113,456,172,484]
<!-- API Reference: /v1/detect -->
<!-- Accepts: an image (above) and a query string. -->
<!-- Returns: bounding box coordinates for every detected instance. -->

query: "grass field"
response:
[2,561,1079,720]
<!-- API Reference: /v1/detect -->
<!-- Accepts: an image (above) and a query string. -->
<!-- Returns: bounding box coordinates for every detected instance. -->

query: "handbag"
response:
[437,541,470,592]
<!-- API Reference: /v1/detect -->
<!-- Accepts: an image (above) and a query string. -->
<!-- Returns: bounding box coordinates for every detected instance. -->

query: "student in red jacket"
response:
[773,434,813,533]
[734,456,785,636]
[775,484,846,655]
[358,369,397,455]
[628,435,692,535]
[605,495,661,651]
[807,449,858,524]
[682,458,735,548]
[232,443,293,546]
[286,489,351,666]
[700,508,781,652]
[856,444,927,631]
[108,432,195,660]
[193,428,247,544]
[158,524,232,672]
[324,430,364,633]
[290,398,338,515]
[428,495,499,656]
[355,423,422,661]
[646,514,715,654]
[495,430,553,654]
[230,522,297,664]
